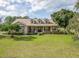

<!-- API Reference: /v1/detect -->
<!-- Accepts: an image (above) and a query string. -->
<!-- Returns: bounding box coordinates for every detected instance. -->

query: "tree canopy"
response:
[75,0,79,10]
[66,0,79,36]
[51,9,74,28]
[5,16,30,24]
[67,14,79,33]
[0,23,21,32]
[5,16,16,24]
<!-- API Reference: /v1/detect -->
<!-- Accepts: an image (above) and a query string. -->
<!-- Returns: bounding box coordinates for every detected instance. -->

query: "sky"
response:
[0,0,77,19]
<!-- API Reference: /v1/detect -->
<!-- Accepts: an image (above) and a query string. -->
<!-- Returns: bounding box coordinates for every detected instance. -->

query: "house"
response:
[12,18,58,34]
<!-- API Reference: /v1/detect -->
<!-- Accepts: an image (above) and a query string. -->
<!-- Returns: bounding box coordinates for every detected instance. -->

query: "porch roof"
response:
[26,24,57,26]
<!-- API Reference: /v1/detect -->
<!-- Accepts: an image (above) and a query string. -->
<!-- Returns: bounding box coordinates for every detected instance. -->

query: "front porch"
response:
[27,26,57,34]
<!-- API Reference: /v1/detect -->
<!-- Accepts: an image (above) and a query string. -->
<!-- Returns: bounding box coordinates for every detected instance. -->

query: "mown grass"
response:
[0,34,79,58]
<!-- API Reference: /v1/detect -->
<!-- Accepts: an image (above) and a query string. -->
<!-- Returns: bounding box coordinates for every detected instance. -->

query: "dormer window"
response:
[31,20,34,23]
[45,20,49,24]
[34,21,37,24]
[38,20,41,24]
[31,20,37,24]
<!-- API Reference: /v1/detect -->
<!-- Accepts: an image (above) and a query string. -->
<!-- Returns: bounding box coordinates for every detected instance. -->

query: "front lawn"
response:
[0,34,79,58]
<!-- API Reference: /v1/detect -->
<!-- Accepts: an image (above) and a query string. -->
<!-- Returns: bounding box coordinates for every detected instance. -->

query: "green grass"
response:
[0,34,79,58]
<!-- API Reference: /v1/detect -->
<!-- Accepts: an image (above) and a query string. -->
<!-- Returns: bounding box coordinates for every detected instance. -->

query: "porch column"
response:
[31,26,34,33]
[45,27,48,33]
[42,26,45,32]
[35,27,38,33]
[50,26,53,32]
[24,26,28,34]
[44,27,46,33]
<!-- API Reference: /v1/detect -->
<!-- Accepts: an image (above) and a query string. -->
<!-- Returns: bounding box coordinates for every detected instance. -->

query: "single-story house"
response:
[12,18,58,34]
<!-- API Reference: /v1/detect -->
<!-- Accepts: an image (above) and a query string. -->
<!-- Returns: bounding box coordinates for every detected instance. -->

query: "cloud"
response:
[0,0,77,18]
[6,5,16,11]
[27,0,77,13]
[0,10,7,16]
[0,0,29,16]
[0,0,9,7]
[29,0,48,12]
[0,10,27,16]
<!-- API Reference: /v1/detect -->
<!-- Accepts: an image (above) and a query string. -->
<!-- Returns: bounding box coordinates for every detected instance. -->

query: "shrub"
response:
[37,32,44,35]
[73,32,79,41]
[56,28,68,34]
[68,29,75,34]
[0,35,6,39]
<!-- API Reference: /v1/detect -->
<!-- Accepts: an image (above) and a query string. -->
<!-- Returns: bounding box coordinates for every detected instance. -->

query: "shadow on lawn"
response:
[0,35,36,41]
[0,35,7,39]
[13,36,36,41]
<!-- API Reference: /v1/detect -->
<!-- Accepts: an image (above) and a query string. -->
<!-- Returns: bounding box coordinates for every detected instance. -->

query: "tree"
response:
[67,14,79,34]
[67,0,79,40]
[73,0,79,40]
[16,16,29,19]
[0,23,21,32]
[5,16,16,24]
[75,0,79,10]
[8,24,21,37]
[0,23,10,31]
[5,16,29,24]
[0,23,21,37]
[51,9,74,28]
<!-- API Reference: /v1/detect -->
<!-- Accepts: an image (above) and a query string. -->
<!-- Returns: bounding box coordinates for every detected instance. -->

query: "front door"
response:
[38,27,42,32]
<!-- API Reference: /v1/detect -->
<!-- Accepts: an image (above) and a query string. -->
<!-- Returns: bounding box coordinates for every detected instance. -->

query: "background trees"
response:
[5,16,16,24]
[5,16,30,24]
[75,0,79,10]
[2,16,29,32]
[0,23,21,33]
[51,9,74,28]
[66,14,79,34]
[68,0,79,34]
[15,16,30,19]
[0,16,22,36]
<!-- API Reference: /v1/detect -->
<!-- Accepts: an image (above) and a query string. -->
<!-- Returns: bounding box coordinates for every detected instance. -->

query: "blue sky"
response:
[0,0,77,18]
